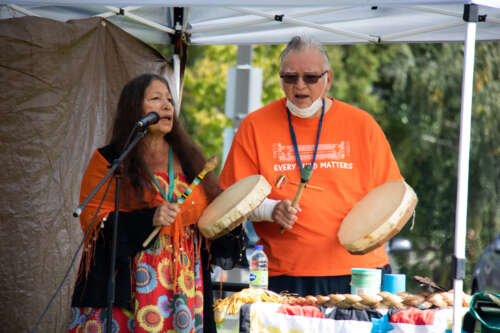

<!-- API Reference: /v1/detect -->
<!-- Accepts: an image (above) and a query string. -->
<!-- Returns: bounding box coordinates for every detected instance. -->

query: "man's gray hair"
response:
[280,35,330,71]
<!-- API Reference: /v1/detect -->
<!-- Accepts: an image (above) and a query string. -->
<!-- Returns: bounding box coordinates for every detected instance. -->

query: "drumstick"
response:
[142,155,219,247]
[289,181,323,191]
[280,165,313,234]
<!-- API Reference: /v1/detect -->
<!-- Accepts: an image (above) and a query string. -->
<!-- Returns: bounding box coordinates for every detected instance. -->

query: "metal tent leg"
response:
[452,5,478,333]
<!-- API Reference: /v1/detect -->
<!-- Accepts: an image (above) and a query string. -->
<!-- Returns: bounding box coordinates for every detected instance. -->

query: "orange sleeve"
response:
[78,150,117,234]
[368,117,403,186]
[79,150,163,235]
[178,185,209,226]
[219,120,260,190]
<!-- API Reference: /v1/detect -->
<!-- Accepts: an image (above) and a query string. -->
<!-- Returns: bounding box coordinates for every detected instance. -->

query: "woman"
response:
[69,73,245,332]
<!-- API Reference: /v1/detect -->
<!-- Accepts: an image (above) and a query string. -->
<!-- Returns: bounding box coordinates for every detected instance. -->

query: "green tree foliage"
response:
[467,42,500,269]
[179,42,500,293]
[253,45,283,103]
[181,45,235,169]
[181,43,399,158]
[376,42,500,291]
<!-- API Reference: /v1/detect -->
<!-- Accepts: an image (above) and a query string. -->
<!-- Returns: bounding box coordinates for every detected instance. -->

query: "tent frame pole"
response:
[172,7,184,116]
[452,4,477,333]
[6,4,39,16]
[383,21,464,41]
[230,7,379,43]
[99,6,175,34]
[191,7,350,33]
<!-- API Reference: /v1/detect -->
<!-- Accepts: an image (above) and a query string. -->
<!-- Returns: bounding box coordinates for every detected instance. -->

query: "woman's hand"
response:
[272,199,300,230]
[153,202,180,227]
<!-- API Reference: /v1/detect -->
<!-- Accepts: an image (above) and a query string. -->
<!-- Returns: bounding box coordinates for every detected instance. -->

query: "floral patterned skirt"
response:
[69,228,204,333]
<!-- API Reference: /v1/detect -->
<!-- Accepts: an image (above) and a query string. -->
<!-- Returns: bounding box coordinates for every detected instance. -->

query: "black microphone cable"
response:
[34,123,148,331]
[31,176,114,333]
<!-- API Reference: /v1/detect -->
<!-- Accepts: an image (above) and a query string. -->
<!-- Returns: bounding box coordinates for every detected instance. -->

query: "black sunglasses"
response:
[280,71,328,84]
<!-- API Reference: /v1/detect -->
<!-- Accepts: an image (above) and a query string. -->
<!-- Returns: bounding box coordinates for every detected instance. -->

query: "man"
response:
[219,36,403,296]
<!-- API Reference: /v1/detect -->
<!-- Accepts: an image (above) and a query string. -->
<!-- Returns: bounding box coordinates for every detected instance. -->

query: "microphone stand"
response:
[73,128,147,332]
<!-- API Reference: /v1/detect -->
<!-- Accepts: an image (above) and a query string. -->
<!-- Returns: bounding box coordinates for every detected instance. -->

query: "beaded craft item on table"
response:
[213,288,472,323]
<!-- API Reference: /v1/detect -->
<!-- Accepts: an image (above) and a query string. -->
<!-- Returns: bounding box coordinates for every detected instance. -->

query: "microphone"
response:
[137,112,160,128]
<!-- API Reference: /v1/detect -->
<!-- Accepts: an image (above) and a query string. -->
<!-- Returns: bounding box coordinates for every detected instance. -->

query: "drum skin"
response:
[338,180,418,255]
[198,175,271,239]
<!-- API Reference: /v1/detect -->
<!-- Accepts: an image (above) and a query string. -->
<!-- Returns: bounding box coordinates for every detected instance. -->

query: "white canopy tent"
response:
[2,1,500,332]
[2,1,500,45]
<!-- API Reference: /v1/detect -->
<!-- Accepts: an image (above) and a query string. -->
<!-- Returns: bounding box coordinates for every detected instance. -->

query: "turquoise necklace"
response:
[145,147,174,202]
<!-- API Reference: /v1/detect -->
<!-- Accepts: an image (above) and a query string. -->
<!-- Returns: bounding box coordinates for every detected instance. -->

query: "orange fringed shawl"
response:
[78,149,210,280]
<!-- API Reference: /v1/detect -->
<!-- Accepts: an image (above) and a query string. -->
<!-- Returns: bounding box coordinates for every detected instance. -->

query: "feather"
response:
[412,275,446,292]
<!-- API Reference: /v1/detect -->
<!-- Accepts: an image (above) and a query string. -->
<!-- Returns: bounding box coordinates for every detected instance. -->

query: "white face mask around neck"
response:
[285,75,328,118]
[287,98,324,118]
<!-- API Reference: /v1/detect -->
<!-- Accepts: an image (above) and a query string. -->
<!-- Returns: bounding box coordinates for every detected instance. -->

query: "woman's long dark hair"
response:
[111,73,221,202]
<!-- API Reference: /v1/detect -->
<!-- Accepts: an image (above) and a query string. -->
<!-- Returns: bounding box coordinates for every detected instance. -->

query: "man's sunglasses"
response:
[280,71,328,84]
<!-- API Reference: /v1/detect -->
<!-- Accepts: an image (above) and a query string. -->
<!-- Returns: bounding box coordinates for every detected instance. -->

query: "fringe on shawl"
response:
[77,170,208,294]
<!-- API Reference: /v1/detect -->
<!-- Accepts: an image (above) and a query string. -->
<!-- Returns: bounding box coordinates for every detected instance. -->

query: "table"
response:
[216,302,470,333]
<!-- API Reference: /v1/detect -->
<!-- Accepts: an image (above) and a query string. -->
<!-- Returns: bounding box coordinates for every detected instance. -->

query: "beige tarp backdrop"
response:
[0,16,179,332]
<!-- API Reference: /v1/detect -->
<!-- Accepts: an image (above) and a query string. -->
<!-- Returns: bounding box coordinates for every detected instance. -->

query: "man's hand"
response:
[272,199,300,230]
[153,202,180,227]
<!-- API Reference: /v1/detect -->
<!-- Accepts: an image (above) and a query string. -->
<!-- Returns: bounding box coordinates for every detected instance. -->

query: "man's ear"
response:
[326,70,333,91]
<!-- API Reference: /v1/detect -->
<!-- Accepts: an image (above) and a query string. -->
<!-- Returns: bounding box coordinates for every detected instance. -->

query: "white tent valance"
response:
[2,1,500,45]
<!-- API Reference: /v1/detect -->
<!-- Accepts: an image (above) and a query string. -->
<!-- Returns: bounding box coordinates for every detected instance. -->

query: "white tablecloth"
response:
[216,302,469,333]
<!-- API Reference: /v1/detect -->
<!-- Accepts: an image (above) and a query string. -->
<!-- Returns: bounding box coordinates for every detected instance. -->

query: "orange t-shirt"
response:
[219,97,403,276]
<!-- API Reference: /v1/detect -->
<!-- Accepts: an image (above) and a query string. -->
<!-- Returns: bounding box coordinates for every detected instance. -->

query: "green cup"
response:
[351,268,382,295]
